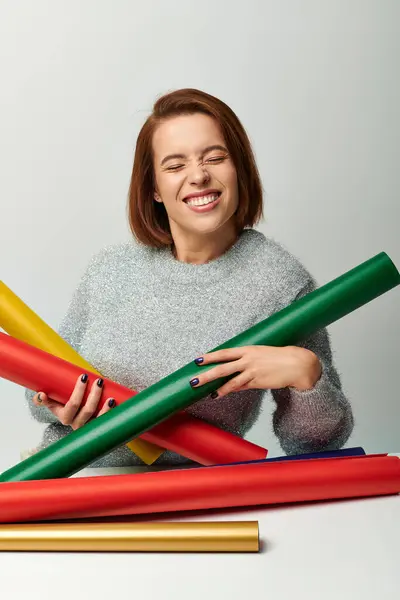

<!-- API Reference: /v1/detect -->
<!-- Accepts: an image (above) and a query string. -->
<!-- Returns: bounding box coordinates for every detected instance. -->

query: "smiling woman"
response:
[151,114,240,257]
[128,89,263,263]
[25,88,354,466]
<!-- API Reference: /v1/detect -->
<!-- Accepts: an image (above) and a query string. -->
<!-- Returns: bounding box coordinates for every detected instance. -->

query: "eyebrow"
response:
[160,145,228,166]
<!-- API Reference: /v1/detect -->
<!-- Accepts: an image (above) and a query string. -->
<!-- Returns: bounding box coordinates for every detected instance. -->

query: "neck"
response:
[170,222,239,265]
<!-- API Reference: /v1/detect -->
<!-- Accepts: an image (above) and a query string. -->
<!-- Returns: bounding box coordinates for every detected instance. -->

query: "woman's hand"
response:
[190,345,322,398]
[32,374,116,430]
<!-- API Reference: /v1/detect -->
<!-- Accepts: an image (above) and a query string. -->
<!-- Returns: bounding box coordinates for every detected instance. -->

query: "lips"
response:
[183,190,221,202]
[183,192,222,213]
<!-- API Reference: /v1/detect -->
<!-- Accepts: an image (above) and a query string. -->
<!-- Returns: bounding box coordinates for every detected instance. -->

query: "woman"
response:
[26,88,354,466]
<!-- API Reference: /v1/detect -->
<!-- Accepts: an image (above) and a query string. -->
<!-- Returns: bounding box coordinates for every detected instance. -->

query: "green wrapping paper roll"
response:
[1,252,399,483]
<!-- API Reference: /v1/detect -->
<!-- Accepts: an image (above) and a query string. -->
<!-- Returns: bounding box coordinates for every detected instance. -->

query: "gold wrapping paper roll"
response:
[0,280,163,464]
[0,521,259,553]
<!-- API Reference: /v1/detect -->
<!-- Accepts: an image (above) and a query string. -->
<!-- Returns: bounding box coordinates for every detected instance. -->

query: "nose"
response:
[188,163,210,185]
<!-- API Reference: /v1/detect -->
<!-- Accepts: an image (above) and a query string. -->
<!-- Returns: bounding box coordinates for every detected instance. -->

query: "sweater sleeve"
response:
[271,278,355,455]
[24,263,92,424]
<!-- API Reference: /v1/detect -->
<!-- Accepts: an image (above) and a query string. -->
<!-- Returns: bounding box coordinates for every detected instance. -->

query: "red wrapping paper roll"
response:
[0,456,398,523]
[0,332,267,465]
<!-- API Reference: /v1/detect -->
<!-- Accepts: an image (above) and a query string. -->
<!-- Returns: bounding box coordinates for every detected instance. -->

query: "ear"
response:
[154,191,162,203]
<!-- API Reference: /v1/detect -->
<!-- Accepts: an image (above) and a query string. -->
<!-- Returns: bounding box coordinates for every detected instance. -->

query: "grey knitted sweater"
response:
[25,228,354,466]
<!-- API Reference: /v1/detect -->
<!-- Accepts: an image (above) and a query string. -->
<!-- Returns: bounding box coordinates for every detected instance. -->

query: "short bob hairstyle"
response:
[128,88,264,248]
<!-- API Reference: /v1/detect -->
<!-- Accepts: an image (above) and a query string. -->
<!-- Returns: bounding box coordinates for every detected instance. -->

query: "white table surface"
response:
[0,461,399,600]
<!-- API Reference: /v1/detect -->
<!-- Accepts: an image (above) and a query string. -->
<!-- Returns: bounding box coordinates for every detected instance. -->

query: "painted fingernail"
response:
[190,378,199,387]
[37,393,42,403]
[194,357,204,364]
[81,373,88,383]
[108,398,116,408]
[97,378,104,388]
[210,391,218,399]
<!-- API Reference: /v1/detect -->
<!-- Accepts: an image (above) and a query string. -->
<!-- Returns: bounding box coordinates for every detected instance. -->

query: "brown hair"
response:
[127,88,264,247]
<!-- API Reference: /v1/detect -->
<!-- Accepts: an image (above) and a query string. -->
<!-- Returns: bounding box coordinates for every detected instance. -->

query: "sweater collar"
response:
[148,228,261,285]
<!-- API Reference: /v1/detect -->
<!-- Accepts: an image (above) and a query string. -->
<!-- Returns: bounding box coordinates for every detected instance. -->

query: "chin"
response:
[192,223,235,239]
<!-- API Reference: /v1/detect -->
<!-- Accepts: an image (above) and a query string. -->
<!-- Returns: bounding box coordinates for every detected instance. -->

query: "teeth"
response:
[186,194,219,207]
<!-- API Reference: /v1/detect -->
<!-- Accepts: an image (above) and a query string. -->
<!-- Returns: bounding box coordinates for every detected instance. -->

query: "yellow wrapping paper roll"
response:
[0,280,164,464]
[0,521,260,552]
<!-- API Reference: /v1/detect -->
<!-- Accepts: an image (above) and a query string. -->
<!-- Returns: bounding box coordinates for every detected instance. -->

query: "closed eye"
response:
[206,156,226,164]
[165,155,227,171]
[166,164,184,171]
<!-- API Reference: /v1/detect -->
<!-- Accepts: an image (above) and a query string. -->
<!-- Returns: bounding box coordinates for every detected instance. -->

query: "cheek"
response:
[156,173,182,199]
[223,167,239,197]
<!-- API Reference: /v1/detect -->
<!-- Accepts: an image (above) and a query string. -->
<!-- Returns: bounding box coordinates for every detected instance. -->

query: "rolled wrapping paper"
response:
[0,282,266,466]
[216,447,367,467]
[0,280,163,465]
[0,334,267,465]
[0,251,399,483]
[0,521,259,553]
[0,456,398,523]
[196,447,371,473]
[257,447,367,462]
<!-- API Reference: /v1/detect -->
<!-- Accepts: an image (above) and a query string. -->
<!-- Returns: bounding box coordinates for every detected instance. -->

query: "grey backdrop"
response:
[0,0,399,472]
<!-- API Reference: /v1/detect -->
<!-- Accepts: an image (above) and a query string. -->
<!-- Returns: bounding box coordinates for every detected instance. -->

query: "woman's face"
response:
[152,113,239,241]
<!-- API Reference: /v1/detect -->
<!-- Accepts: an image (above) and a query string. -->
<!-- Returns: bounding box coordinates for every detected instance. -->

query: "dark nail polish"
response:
[97,378,104,388]
[190,378,199,387]
[194,357,204,364]
[37,393,42,402]
[81,373,88,383]
[108,398,116,408]
[211,391,218,399]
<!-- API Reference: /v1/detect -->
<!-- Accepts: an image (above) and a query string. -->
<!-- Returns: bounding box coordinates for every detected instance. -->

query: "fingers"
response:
[58,374,90,426]
[71,392,116,430]
[71,394,116,429]
[32,377,117,430]
[194,347,249,365]
[97,397,116,417]
[70,377,105,430]
[32,391,66,420]
[190,360,244,388]
[213,372,254,398]
[33,392,48,406]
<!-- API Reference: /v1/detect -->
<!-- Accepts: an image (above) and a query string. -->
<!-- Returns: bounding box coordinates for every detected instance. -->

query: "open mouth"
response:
[183,192,221,210]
